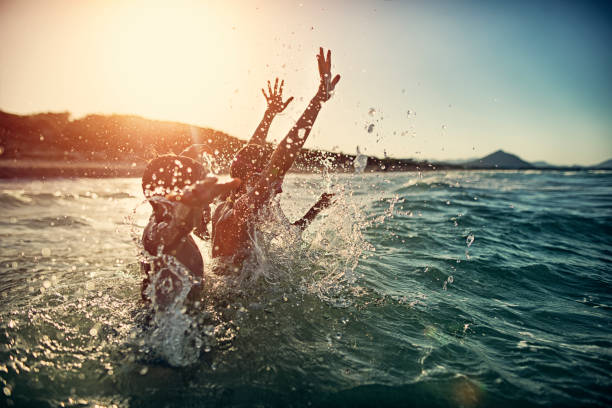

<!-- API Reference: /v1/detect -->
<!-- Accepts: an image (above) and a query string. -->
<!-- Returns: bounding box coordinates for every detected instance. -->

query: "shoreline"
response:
[0,160,146,179]
[0,159,606,179]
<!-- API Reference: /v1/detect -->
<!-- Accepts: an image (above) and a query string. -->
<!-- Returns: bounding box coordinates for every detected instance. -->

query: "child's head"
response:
[142,154,207,199]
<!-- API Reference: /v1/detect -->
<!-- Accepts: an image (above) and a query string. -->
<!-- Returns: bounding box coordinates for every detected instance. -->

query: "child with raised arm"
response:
[140,155,239,306]
[211,47,341,265]
[221,75,335,231]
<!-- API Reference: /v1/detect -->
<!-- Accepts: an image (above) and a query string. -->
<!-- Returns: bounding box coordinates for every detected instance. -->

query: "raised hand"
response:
[262,78,294,114]
[315,48,341,102]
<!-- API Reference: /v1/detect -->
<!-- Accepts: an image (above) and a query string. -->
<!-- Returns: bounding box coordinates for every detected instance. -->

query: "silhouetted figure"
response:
[140,155,239,306]
[211,47,341,267]
[221,76,335,234]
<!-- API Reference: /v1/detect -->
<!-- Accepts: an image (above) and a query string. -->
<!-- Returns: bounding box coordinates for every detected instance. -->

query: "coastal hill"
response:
[532,160,555,168]
[594,158,612,169]
[464,150,532,169]
[1,110,608,177]
[0,110,442,177]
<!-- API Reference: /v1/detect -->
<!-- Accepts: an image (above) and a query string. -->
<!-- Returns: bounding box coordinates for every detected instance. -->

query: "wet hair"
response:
[142,154,207,199]
[230,144,271,181]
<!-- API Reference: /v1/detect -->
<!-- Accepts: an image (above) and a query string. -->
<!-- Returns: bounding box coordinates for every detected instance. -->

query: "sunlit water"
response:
[1,171,610,407]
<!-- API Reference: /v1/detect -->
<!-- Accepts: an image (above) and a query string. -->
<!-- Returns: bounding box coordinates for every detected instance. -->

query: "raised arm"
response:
[249,78,294,146]
[166,177,241,207]
[243,48,340,211]
[292,192,334,231]
[144,177,240,252]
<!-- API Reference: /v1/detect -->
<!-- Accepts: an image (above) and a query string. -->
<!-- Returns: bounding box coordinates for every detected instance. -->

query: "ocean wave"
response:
[0,190,136,209]
[1,172,611,407]
[0,190,33,208]
[20,215,91,229]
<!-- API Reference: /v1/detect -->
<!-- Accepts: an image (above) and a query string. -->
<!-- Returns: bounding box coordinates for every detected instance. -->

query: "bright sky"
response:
[1,0,610,165]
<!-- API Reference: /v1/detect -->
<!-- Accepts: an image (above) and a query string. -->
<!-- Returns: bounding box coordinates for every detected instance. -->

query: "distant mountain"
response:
[440,157,479,165]
[465,150,533,169]
[531,160,555,168]
[593,158,612,169]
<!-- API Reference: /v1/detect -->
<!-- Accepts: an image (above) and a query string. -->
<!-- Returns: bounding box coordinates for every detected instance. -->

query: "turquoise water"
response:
[0,171,610,407]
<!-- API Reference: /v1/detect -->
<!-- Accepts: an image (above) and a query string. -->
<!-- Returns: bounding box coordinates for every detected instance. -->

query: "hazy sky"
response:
[1,0,610,165]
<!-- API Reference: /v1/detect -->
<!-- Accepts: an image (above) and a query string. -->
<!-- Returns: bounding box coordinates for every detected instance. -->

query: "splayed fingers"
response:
[316,48,341,102]
[262,78,294,114]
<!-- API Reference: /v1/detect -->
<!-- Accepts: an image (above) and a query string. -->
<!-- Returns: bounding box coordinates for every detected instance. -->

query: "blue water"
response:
[0,170,610,407]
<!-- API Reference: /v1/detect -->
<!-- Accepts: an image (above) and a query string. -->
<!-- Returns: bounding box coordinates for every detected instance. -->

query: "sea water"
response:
[0,171,610,407]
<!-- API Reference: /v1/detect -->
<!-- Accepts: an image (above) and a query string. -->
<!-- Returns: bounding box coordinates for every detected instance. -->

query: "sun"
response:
[99,0,239,122]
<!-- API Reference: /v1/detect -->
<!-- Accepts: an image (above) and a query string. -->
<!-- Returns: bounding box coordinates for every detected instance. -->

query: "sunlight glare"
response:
[103,1,234,121]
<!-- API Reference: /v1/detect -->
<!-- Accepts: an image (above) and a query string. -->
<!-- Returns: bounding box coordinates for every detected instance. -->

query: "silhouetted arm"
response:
[249,78,294,146]
[262,49,340,182]
[292,193,334,231]
[144,177,241,252]
[235,48,340,215]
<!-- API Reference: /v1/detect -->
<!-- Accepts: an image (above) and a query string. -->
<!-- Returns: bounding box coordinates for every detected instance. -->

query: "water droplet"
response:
[466,234,475,247]
[139,367,148,375]
[41,248,51,257]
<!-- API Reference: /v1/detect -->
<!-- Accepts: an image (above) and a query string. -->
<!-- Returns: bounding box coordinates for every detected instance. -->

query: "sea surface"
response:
[0,170,610,407]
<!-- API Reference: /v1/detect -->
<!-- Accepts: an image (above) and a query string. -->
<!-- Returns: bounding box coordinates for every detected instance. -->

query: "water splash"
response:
[353,146,368,174]
[126,201,207,367]
[125,171,394,366]
[466,234,474,247]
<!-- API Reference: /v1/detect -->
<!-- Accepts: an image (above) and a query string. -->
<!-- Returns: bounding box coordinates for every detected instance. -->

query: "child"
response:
[140,154,239,306]
[211,48,340,265]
